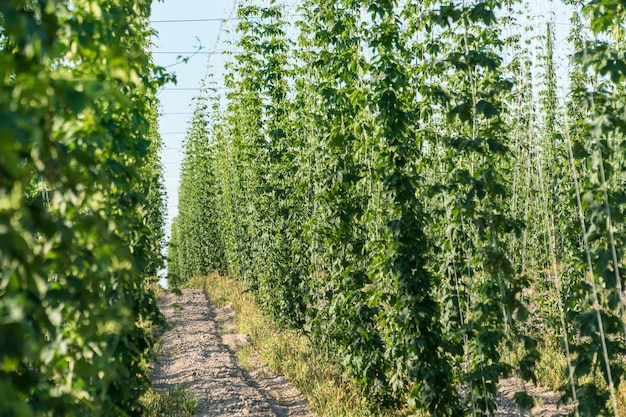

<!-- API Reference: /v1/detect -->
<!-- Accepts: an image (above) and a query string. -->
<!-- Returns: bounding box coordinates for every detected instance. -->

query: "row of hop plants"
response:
[0,1,168,416]
[170,0,626,415]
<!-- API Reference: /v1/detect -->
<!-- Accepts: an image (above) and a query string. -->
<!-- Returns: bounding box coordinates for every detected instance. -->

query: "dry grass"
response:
[618,378,626,416]
[534,337,569,392]
[531,334,626,416]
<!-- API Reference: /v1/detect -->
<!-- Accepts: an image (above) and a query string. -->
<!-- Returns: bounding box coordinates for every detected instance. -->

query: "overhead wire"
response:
[158,0,243,206]
[151,17,226,23]
[151,14,302,24]
[201,0,240,84]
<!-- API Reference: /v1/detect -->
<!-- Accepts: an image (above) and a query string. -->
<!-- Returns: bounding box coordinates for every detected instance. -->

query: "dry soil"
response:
[151,289,315,417]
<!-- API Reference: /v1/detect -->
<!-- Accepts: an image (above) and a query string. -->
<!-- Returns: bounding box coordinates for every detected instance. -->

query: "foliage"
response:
[173,1,626,416]
[560,1,626,415]
[0,1,167,415]
[168,88,225,286]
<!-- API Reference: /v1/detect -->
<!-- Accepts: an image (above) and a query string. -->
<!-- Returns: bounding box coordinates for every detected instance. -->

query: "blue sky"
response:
[151,0,241,234]
[150,0,576,237]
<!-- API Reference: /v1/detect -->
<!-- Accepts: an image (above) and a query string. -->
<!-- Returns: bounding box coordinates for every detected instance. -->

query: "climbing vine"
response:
[0,1,167,415]
[174,0,626,415]
[561,1,626,415]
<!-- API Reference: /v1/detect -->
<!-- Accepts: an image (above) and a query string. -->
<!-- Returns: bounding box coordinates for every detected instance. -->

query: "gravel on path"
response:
[151,289,315,417]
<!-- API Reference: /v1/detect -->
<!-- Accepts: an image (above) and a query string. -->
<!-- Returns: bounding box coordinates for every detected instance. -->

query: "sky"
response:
[149,0,575,240]
[150,0,242,235]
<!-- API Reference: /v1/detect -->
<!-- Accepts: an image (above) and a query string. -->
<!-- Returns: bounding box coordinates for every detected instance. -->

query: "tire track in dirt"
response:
[151,289,315,417]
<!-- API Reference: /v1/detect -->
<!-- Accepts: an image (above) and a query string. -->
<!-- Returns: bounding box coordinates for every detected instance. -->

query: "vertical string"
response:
[579,27,622,416]
[461,1,526,414]
[596,149,626,340]
[565,103,620,417]
[461,4,490,413]
[537,113,579,411]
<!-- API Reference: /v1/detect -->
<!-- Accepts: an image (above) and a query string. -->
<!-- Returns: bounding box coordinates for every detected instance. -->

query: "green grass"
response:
[141,385,198,417]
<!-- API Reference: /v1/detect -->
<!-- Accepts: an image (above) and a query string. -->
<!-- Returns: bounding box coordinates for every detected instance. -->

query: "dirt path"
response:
[152,289,574,417]
[495,377,575,417]
[151,289,316,417]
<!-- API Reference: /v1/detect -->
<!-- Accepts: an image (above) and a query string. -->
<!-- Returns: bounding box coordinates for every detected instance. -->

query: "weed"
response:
[534,337,568,392]
[141,385,198,417]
